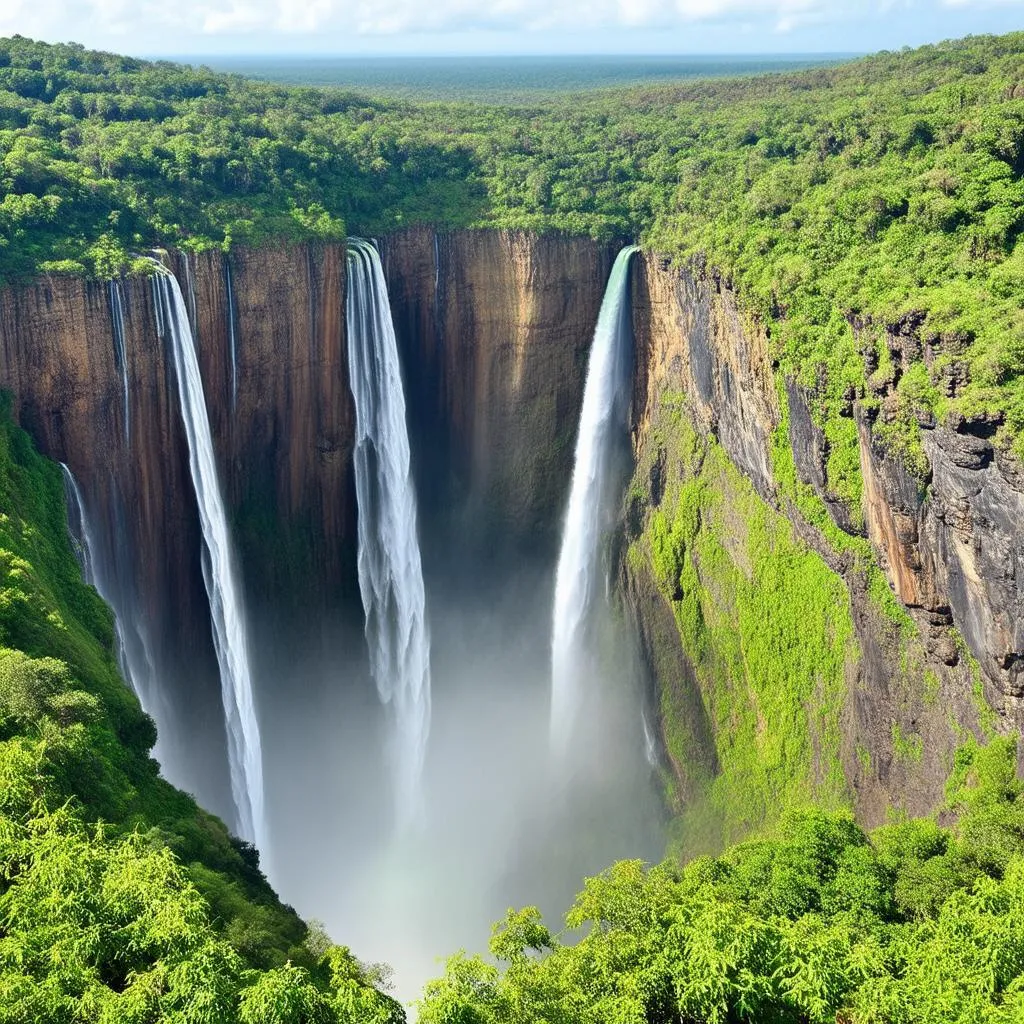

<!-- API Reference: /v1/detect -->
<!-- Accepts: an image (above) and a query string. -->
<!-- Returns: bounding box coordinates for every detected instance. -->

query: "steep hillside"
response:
[0,404,401,1021]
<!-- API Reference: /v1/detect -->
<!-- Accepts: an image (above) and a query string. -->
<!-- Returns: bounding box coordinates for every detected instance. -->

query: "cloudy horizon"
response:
[2,0,1023,58]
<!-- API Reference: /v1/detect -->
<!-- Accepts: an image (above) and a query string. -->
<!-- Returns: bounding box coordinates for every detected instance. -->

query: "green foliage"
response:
[0,32,1021,452]
[421,779,1024,1023]
[632,401,854,850]
[0,405,402,1021]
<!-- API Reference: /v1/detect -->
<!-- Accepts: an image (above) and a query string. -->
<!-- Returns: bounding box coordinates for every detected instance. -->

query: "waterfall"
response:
[109,281,130,447]
[59,463,159,726]
[345,238,431,828]
[151,266,266,850]
[433,233,441,313]
[550,246,639,754]
[225,259,238,411]
[61,464,97,588]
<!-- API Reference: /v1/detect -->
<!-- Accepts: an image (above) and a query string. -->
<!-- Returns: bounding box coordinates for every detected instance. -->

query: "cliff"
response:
[0,244,355,819]
[626,252,1021,847]
[0,230,607,816]
[381,228,616,566]
[0,230,1019,853]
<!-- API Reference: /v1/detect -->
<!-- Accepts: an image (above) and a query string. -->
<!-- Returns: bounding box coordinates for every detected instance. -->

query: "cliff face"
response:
[626,253,1020,839]
[0,229,606,819]
[0,244,355,820]
[1,230,1019,850]
[382,228,616,564]
[169,246,356,621]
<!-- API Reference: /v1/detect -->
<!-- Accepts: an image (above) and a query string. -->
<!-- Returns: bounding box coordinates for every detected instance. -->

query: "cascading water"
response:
[550,245,639,754]
[345,238,431,829]
[225,258,238,410]
[151,266,266,851]
[109,281,130,447]
[60,463,161,732]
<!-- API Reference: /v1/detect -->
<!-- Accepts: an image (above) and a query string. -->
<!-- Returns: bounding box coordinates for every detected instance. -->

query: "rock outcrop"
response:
[626,252,1020,827]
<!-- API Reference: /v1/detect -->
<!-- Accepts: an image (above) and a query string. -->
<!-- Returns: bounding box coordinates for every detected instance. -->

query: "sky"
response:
[1,0,1023,56]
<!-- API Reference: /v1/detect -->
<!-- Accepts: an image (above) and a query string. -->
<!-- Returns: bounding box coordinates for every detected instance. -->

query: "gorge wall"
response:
[0,244,357,820]
[381,228,616,568]
[625,253,1023,849]
[0,229,1020,850]
[0,230,610,823]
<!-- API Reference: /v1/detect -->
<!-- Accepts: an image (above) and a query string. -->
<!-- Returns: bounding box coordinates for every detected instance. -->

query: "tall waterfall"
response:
[60,463,160,729]
[345,238,431,828]
[550,246,639,754]
[151,267,266,850]
[109,281,130,447]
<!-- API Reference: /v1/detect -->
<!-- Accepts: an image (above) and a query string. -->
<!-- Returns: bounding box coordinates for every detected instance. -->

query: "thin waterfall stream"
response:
[60,463,162,748]
[152,265,267,853]
[109,280,130,448]
[345,237,431,830]
[550,245,639,754]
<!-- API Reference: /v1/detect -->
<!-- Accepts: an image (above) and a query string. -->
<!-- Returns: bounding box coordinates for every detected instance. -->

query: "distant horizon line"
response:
[159,51,862,61]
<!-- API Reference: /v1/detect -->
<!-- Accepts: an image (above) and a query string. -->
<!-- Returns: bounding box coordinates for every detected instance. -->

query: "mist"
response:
[257,540,664,1005]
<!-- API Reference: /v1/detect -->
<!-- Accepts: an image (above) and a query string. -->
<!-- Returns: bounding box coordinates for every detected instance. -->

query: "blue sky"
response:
[2,0,1023,56]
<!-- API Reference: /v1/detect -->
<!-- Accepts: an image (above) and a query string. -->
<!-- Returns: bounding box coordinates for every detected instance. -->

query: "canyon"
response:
[0,227,1021,881]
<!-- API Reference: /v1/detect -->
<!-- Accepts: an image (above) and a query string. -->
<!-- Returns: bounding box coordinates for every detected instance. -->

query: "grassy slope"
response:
[0,402,401,1022]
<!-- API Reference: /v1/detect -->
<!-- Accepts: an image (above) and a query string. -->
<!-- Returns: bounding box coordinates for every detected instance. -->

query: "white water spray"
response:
[151,267,266,851]
[345,238,431,829]
[550,246,639,754]
[109,281,130,447]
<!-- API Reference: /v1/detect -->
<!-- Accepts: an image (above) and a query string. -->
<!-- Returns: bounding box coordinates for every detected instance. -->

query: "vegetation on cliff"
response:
[419,737,1024,1024]
[0,32,1022,460]
[0,403,402,1022]
[628,395,854,853]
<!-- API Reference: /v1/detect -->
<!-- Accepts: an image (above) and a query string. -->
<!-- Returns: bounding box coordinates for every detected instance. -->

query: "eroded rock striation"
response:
[0,231,1019,846]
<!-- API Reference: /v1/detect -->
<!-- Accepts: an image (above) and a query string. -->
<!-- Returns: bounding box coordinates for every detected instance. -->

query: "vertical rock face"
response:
[630,257,778,500]
[627,252,1012,827]
[0,244,355,819]
[1,230,1020,847]
[382,228,616,565]
[171,246,357,623]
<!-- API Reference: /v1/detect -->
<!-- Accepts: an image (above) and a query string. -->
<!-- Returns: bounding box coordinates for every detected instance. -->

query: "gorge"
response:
[3,29,1024,1020]
[1,226,1021,999]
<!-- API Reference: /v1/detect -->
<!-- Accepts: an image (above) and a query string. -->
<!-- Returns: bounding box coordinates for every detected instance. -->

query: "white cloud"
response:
[0,0,849,39]
[0,0,1020,48]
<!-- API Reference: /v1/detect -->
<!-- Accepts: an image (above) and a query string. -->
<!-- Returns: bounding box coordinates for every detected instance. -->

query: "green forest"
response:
[1,30,1022,475]
[2,29,1024,1023]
